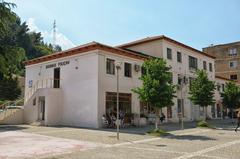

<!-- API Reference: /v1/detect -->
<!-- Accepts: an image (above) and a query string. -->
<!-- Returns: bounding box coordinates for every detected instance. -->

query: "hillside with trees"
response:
[0,0,61,101]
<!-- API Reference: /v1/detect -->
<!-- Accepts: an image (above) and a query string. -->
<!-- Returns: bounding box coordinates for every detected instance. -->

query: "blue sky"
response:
[11,0,240,50]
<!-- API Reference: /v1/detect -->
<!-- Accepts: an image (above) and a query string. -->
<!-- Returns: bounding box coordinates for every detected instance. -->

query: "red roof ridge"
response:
[117,35,215,59]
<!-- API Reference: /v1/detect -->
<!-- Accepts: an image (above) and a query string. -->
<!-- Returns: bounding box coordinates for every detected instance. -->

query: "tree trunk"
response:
[203,107,207,121]
[155,116,158,129]
[155,108,158,129]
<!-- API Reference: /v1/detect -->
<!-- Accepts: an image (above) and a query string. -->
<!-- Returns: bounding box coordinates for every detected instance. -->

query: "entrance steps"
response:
[30,121,45,126]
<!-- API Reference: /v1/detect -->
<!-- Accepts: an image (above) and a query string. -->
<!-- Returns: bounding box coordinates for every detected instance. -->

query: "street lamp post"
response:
[116,62,121,140]
[180,79,184,130]
[180,75,187,130]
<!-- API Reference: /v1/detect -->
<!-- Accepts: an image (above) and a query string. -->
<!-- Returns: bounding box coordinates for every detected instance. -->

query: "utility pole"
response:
[180,75,185,130]
[115,62,121,140]
[53,20,56,49]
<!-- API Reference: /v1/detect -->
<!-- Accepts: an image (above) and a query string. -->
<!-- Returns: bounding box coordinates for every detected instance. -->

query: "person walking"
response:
[235,111,240,132]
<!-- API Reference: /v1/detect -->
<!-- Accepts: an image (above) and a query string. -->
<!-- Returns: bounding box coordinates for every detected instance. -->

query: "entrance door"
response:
[38,97,45,121]
[54,67,60,88]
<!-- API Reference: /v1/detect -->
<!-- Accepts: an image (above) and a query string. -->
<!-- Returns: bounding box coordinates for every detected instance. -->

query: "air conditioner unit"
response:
[134,64,141,72]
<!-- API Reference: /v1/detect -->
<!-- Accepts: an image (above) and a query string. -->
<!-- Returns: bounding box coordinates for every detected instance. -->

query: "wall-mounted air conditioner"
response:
[134,64,141,72]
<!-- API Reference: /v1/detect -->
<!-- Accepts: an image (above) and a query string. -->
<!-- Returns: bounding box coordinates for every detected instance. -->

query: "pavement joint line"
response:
[174,139,240,159]
[199,154,229,159]
[175,129,211,136]
[122,146,188,155]
[20,129,77,134]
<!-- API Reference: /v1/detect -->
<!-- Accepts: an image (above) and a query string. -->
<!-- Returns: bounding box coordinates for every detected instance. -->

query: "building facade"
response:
[118,36,216,122]
[203,41,240,83]
[22,36,222,128]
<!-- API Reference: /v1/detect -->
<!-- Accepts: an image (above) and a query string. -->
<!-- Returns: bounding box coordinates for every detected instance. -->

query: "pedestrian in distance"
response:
[160,113,166,123]
[235,111,240,132]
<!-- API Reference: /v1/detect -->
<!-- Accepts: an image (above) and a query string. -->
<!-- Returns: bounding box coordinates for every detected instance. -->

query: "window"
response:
[203,61,207,70]
[106,58,115,75]
[229,48,237,56]
[167,48,172,60]
[141,66,146,77]
[177,52,182,63]
[178,75,182,85]
[124,62,132,77]
[106,92,132,115]
[230,74,238,80]
[189,56,198,70]
[217,83,221,91]
[33,97,36,106]
[222,84,225,91]
[167,106,172,118]
[177,99,184,117]
[189,77,195,90]
[169,73,173,83]
[209,63,213,72]
[229,61,237,68]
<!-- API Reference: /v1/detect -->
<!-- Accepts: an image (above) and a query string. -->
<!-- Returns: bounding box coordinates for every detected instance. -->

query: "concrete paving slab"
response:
[0,131,106,159]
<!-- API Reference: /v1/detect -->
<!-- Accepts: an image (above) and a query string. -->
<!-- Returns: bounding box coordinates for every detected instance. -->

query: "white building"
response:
[118,36,216,122]
[14,36,226,128]
[23,42,146,128]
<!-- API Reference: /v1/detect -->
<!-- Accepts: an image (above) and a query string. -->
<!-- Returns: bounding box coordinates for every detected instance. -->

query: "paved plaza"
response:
[0,120,240,159]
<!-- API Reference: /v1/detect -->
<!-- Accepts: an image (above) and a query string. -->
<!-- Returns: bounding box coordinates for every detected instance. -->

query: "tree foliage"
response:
[221,82,240,111]
[133,58,176,110]
[188,70,215,120]
[0,1,62,101]
[0,75,21,100]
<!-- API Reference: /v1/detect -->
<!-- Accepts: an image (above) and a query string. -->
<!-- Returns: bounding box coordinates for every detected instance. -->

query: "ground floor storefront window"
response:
[211,104,216,118]
[167,107,172,118]
[140,102,155,115]
[105,92,132,125]
[216,104,223,118]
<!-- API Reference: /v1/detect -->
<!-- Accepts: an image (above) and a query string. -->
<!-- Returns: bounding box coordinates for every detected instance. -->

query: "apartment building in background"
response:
[203,41,240,83]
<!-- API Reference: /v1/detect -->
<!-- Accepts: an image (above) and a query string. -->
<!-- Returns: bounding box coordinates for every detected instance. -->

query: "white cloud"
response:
[26,18,75,50]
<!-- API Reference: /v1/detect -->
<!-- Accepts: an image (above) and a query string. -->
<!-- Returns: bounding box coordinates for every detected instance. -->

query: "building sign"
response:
[46,60,70,69]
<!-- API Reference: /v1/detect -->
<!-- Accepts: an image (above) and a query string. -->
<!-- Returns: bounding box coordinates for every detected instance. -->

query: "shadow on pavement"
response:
[0,125,28,132]
[99,121,198,135]
[163,134,217,141]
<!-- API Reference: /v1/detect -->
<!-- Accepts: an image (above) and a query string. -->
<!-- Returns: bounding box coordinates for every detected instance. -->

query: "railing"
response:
[24,78,62,103]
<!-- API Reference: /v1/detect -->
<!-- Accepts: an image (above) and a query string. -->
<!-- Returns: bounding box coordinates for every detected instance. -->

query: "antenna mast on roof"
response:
[53,20,57,48]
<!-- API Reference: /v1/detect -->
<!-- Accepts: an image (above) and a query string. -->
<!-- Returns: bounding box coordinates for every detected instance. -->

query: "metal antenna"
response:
[53,20,56,48]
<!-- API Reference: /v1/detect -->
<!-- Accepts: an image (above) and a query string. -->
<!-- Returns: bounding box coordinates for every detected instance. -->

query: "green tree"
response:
[189,70,215,120]
[0,1,61,101]
[0,75,21,100]
[0,0,16,35]
[133,58,176,129]
[221,82,240,120]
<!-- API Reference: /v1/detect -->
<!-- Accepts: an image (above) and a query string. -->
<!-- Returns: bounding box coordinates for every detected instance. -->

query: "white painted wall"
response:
[25,51,99,128]
[97,50,143,127]
[23,88,63,126]
[0,109,23,125]
[124,39,216,122]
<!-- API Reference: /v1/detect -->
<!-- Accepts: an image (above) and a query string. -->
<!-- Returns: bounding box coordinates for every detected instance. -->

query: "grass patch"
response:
[147,128,169,137]
[197,120,215,129]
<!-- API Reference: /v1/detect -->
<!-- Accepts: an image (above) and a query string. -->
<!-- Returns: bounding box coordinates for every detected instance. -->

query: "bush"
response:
[0,100,8,106]
[197,120,214,128]
[147,128,168,136]
[197,120,210,128]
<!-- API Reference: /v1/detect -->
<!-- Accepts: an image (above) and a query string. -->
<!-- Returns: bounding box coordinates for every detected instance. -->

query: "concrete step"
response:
[30,121,45,126]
